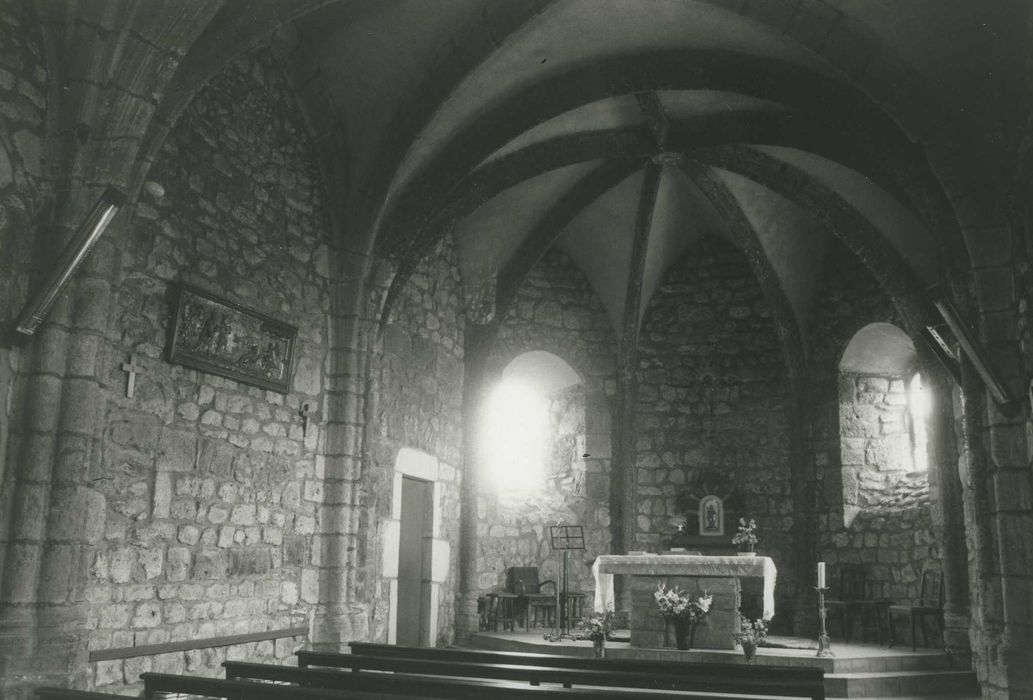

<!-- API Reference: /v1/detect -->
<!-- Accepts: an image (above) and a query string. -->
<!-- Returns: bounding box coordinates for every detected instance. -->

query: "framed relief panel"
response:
[168,283,297,393]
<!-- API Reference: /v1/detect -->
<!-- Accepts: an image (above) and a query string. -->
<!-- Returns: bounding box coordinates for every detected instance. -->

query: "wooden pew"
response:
[348,641,824,686]
[297,649,825,699]
[223,660,761,700]
[36,690,131,700]
[142,672,416,700]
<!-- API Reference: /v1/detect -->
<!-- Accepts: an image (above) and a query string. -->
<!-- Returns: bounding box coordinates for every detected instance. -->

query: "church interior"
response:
[1,0,1032,698]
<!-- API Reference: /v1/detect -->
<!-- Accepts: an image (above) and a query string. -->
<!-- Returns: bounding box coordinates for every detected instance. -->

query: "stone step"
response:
[820,652,954,673]
[825,669,981,698]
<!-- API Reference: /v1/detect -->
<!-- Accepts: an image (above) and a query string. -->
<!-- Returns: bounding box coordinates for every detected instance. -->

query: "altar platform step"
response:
[825,669,980,698]
[466,631,979,699]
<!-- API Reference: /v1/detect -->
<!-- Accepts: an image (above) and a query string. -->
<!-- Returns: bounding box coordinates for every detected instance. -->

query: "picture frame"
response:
[698,494,724,536]
[168,283,297,393]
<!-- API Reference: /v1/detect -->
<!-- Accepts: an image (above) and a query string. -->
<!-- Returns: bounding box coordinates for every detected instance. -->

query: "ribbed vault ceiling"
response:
[284,0,1016,341]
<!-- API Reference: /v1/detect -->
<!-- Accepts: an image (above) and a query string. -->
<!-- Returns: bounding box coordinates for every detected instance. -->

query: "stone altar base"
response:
[630,575,739,650]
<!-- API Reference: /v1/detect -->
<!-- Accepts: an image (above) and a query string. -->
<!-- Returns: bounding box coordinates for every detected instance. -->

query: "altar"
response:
[592,554,776,650]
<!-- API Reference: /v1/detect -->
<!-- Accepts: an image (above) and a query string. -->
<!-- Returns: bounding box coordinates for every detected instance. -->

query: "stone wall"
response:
[368,236,465,646]
[0,0,49,587]
[84,49,331,691]
[635,236,794,618]
[477,248,617,603]
[840,373,930,512]
[809,243,941,609]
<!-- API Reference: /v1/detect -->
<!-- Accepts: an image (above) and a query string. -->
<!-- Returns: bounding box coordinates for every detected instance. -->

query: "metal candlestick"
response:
[815,587,835,657]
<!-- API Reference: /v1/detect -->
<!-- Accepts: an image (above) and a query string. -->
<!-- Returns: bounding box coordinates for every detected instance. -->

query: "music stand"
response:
[545,525,585,641]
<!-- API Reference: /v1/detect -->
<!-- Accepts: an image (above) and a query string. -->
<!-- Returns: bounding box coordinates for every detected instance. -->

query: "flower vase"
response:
[741,641,757,663]
[738,544,756,557]
[673,619,695,650]
[592,637,606,658]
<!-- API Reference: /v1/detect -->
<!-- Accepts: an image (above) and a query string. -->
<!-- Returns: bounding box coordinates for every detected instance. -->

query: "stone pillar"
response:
[0,210,120,698]
[924,365,970,664]
[456,324,494,640]
[788,391,818,637]
[313,247,374,648]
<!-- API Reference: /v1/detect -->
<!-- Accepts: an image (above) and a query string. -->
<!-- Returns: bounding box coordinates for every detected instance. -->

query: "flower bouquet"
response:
[732,517,758,555]
[654,581,712,650]
[579,608,617,657]
[733,613,768,663]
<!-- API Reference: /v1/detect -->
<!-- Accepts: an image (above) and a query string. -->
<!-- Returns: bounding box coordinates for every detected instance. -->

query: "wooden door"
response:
[397,476,432,646]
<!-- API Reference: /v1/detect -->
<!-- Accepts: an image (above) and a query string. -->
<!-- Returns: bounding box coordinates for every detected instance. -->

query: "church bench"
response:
[36,690,134,700]
[222,660,756,700]
[296,650,825,699]
[141,672,416,700]
[347,640,824,685]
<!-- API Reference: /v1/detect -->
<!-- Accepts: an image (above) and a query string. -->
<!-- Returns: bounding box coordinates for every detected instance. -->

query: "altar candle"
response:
[817,562,826,589]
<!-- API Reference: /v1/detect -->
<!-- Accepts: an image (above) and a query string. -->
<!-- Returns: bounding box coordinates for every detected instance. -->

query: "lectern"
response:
[546,524,584,641]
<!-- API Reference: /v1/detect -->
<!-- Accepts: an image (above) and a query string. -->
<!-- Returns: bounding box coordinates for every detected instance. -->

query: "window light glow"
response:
[908,373,930,472]
[481,380,549,489]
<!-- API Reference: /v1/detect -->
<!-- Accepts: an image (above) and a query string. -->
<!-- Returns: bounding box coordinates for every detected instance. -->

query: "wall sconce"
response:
[14,186,127,336]
[926,285,1021,415]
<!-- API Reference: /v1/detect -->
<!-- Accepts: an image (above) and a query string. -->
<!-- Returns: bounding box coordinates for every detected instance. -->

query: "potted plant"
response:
[654,581,712,650]
[732,517,758,556]
[580,609,617,658]
[733,613,768,663]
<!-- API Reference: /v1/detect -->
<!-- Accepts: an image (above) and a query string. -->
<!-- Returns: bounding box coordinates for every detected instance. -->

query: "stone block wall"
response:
[840,373,930,511]
[477,248,617,603]
[635,237,794,616]
[809,242,940,608]
[83,49,331,691]
[368,235,465,647]
[0,0,49,587]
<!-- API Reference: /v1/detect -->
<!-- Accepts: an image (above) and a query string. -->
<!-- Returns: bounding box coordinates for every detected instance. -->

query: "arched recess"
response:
[455,246,618,637]
[472,347,605,600]
[838,323,931,528]
[634,235,796,627]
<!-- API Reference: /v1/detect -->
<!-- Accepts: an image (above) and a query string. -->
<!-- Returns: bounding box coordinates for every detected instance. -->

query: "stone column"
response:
[924,365,970,664]
[456,324,494,639]
[787,391,818,637]
[0,206,120,698]
[312,246,375,648]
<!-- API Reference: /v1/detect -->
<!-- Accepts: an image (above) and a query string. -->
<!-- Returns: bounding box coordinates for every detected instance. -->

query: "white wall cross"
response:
[121,354,145,398]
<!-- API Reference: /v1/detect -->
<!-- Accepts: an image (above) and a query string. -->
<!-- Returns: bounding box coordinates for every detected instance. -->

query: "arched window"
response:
[481,351,582,490]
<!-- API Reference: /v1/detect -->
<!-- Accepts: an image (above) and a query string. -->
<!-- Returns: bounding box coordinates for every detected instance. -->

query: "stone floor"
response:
[465,630,981,698]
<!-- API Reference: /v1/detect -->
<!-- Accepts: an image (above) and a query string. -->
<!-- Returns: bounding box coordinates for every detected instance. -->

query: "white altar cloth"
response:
[592,554,777,621]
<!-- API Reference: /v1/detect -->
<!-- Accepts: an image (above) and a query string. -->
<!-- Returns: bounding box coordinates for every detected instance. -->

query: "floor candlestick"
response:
[815,586,835,657]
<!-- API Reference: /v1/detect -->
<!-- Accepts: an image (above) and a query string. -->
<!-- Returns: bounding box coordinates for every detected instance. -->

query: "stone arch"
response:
[501,350,583,395]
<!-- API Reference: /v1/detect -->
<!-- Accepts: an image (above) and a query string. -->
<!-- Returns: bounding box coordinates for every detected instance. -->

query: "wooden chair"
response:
[825,564,867,641]
[485,591,517,631]
[887,569,944,650]
[508,566,556,629]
